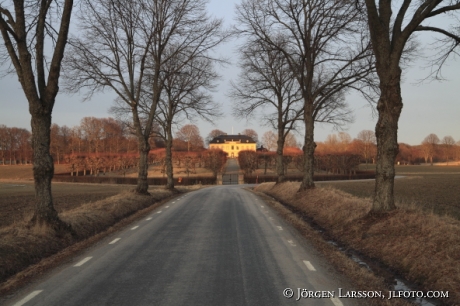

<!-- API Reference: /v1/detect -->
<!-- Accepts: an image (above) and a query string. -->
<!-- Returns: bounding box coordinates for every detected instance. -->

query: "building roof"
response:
[209,134,256,144]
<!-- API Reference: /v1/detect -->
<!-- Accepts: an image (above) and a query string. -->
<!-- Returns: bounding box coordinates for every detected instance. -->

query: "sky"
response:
[0,0,459,146]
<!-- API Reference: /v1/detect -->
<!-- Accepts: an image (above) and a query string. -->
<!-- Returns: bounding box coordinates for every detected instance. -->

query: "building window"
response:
[232,146,234,150]
[237,146,239,150]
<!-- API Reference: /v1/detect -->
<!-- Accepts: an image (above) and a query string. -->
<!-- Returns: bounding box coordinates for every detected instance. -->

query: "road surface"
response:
[3,185,357,306]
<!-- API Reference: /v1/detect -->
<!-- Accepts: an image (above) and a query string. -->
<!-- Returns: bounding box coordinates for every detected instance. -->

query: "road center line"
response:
[13,290,43,306]
[166,206,170,208]
[157,211,162,214]
[131,226,139,230]
[287,240,297,247]
[146,217,152,220]
[277,226,283,231]
[303,260,316,271]
[109,238,121,244]
[74,257,92,267]
[331,297,344,306]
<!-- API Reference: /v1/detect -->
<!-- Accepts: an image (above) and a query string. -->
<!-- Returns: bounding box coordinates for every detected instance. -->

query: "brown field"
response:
[319,164,460,219]
[0,182,133,228]
[0,164,70,180]
[0,163,205,228]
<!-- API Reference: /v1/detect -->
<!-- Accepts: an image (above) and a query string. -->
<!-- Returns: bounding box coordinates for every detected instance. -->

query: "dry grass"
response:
[255,182,460,305]
[252,191,410,306]
[0,188,181,293]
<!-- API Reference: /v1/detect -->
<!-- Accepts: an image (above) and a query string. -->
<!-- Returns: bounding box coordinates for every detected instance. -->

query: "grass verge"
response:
[254,182,459,305]
[0,188,183,295]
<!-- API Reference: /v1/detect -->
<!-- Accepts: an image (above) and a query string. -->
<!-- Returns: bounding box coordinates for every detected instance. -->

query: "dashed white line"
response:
[157,211,162,214]
[269,217,274,220]
[303,260,316,271]
[261,205,264,208]
[109,238,121,244]
[146,217,152,221]
[74,257,92,267]
[13,290,43,306]
[287,240,297,247]
[277,226,283,231]
[331,297,344,306]
[166,206,170,208]
[131,226,139,230]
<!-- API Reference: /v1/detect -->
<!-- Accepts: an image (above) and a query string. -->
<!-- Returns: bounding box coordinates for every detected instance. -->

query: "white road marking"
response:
[287,240,297,247]
[166,206,170,208]
[146,217,152,221]
[261,205,264,208]
[331,297,344,306]
[13,290,43,306]
[109,238,121,244]
[303,260,316,271]
[172,202,176,204]
[131,226,139,230]
[157,211,162,214]
[277,226,283,231]
[269,217,274,220]
[74,257,92,267]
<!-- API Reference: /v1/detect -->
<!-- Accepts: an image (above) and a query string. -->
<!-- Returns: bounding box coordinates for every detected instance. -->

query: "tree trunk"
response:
[135,136,150,194]
[372,72,403,212]
[275,135,286,184]
[299,105,316,191]
[165,142,174,190]
[29,111,60,226]
[165,125,175,191]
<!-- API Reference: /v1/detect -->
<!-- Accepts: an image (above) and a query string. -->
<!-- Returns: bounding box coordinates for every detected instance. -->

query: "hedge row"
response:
[52,175,217,186]
[244,171,375,184]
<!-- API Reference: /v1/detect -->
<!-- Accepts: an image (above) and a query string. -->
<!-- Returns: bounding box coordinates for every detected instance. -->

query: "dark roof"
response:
[209,134,256,144]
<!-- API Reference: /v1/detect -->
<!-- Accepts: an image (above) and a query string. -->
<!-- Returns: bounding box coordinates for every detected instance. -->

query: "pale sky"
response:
[0,0,459,146]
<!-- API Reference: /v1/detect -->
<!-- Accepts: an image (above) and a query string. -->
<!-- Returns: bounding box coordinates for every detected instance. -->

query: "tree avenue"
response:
[235,0,374,191]
[0,0,74,228]
[65,0,226,194]
[230,36,302,184]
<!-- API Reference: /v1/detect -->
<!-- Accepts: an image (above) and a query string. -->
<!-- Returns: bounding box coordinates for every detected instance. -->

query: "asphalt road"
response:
[4,186,357,306]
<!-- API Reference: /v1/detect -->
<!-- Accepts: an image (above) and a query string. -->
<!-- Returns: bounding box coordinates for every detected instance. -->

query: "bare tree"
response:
[363,0,460,211]
[154,53,223,190]
[262,131,277,151]
[441,136,456,164]
[241,129,259,143]
[356,130,376,164]
[422,134,440,165]
[284,133,299,148]
[80,117,104,154]
[230,35,302,183]
[0,124,7,165]
[206,129,226,145]
[176,125,204,152]
[456,141,460,161]
[235,0,374,191]
[0,0,73,228]
[66,0,220,194]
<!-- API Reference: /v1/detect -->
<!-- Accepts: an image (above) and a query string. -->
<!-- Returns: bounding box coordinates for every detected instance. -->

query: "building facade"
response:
[208,134,257,158]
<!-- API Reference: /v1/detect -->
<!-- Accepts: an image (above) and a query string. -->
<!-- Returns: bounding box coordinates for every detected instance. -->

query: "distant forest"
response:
[1,117,459,167]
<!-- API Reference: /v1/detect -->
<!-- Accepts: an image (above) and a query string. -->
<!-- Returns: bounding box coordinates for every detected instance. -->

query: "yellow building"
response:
[209,134,257,158]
